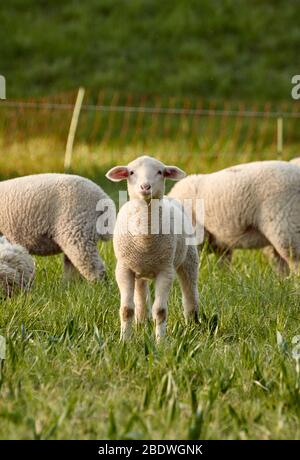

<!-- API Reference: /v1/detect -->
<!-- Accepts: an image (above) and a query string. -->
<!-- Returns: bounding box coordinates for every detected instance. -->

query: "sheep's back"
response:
[170,161,300,243]
[0,173,112,252]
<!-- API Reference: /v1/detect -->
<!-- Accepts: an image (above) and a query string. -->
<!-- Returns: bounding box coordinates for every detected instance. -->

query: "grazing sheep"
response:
[0,174,114,281]
[0,236,35,297]
[169,160,300,275]
[290,157,300,167]
[106,156,199,341]
[262,156,300,271]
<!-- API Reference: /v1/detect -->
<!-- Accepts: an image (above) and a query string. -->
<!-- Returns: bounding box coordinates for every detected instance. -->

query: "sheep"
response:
[106,156,200,341]
[0,236,35,297]
[168,160,300,275]
[0,173,114,282]
[290,157,300,167]
[262,156,300,271]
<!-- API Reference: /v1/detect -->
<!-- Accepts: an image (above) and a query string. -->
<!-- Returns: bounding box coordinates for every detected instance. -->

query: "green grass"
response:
[0,111,300,438]
[1,242,300,439]
[1,0,300,438]
[1,0,299,101]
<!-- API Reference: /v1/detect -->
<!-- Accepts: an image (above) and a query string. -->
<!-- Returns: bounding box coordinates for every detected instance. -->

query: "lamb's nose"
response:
[140,183,151,191]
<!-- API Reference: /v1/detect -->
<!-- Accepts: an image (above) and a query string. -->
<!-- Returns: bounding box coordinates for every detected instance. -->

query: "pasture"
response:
[1,0,298,101]
[1,226,300,439]
[1,0,300,443]
[1,98,300,440]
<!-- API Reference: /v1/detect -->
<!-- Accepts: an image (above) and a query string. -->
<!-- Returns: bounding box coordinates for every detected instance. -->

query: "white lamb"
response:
[263,156,300,269]
[290,157,300,167]
[0,236,35,297]
[0,174,114,281]
[106,156,200,341]
[169,160,300,274]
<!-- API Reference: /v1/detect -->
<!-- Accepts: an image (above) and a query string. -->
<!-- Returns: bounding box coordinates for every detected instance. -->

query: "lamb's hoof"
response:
[194,311,201,324]
[120,331,132,342]
[184,311,200,324]
[155,334,168,344]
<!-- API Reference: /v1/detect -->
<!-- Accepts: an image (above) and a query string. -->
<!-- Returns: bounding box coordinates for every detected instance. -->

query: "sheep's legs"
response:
[58,241,106,282]
[177,245,199,322]
[115,263,135,341]
[152,271,174,341]
[262,246,289,276]
[283,255,300,275]
[63,255,82,281]
[258,221,300,276]
[134,278,151,324]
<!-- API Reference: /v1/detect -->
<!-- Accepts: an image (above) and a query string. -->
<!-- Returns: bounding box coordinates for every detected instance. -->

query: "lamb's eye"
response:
[158,170,162,175]
[130,171,134,175]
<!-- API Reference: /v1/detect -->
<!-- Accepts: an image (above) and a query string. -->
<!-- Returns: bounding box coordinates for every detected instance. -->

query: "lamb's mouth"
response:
[140,190,152,198]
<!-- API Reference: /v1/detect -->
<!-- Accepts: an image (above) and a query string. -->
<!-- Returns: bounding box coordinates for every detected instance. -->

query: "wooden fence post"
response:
[0,75,6,100]
[277,116,283,157]
[64,87,85,171]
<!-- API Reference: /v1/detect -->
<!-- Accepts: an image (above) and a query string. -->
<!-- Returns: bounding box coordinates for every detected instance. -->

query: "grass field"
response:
[1,142,300,440]
[1,0,298,101]
[1,244,300,439]
[1,0,300,442]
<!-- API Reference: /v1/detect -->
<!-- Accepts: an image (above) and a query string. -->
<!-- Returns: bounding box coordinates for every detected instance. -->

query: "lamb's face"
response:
[106,155,186,201]
[126,156,167,200]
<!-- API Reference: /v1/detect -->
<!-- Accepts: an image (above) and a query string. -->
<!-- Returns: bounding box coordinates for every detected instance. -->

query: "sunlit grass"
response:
[1,243,300,439]
[1,134,298,180]
[1,138,300,439]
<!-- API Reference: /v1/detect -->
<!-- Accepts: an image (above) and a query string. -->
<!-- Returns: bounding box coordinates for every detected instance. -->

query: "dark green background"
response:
[0,0,299,101]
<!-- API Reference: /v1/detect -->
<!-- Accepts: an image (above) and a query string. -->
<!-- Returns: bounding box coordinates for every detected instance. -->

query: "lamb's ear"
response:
[163,166,186,181]
[106,166,129,182]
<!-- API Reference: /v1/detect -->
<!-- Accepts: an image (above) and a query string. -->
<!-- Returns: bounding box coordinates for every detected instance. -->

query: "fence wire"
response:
[0,91,300,161]
[2,100,300,118]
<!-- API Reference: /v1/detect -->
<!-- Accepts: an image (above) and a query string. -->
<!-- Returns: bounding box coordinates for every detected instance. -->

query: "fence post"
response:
[0,75,6,100]
[277,116,283,157]
[64,87,85,171]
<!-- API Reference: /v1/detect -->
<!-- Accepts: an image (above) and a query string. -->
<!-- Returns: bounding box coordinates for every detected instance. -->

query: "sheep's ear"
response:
[106,166,129,182]
[163,166,186,181]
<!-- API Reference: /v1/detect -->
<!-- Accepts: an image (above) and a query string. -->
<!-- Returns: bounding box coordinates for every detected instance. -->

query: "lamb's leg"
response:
[262,246,289,276]
[281,250,300,275]
[58,240,106,282]
[177,245,199,322]
[262,232,299,275]
[134,278,151,324]
[63,255,82,281]
[152,270,174,341]
[115,262,135,341]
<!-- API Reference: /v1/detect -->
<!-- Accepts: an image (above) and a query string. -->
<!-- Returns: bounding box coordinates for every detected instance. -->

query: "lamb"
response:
[0,236,35,297]
[290,157,300,167]
[0,173,114,281]
[168,160,300,275]
[106,156,200,341]
[262,156,300,270]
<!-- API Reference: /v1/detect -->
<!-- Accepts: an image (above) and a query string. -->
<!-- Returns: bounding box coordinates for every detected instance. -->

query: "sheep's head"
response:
[106,155,186,201]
